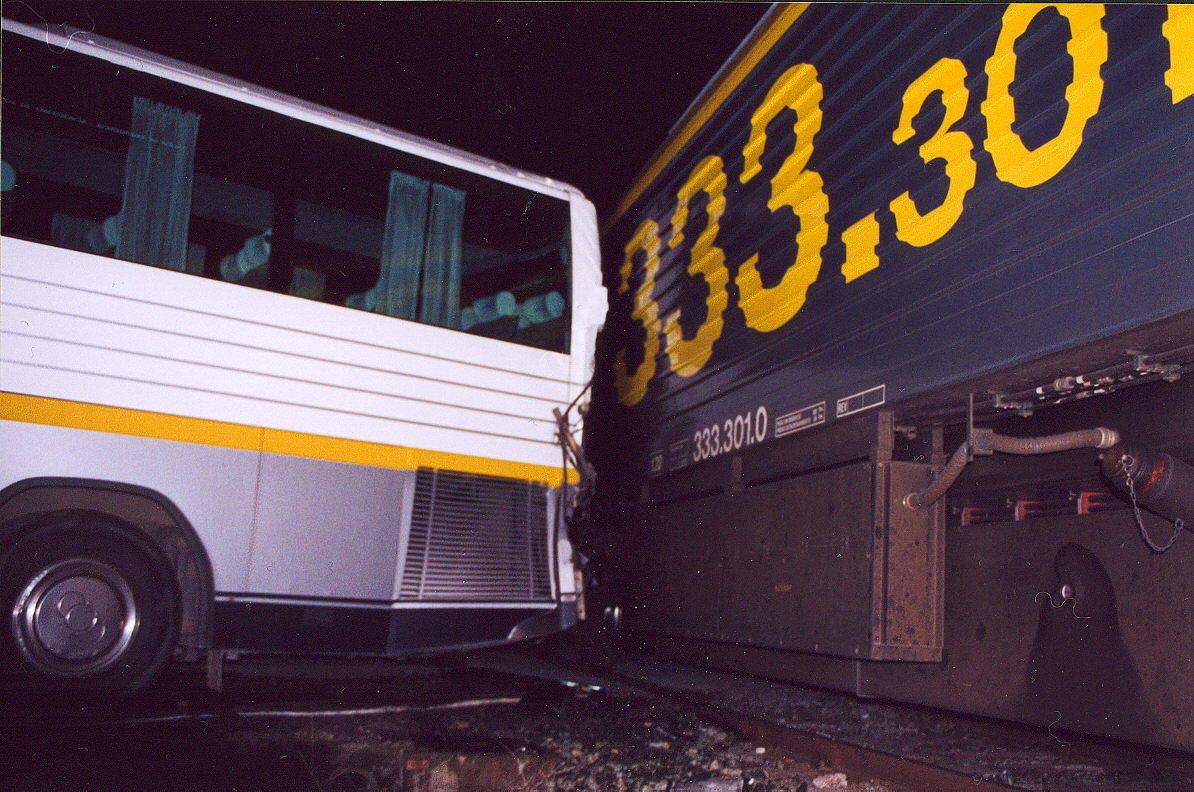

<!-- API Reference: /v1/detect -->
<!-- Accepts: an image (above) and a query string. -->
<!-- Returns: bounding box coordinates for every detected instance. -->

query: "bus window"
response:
[1,30,572,352]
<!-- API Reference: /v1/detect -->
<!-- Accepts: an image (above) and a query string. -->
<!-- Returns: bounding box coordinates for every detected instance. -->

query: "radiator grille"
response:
[400,468,553,601]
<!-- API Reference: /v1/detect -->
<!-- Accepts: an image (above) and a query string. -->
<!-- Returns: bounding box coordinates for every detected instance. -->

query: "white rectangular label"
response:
[668,439,690,471]
[836,384,886,418]
[775,401,826,438]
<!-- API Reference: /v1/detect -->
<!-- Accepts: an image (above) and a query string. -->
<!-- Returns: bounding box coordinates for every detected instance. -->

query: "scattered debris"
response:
[7,664,899,792]
[675,779,744,792]
[811,772,849,789]
[233,681,874,791]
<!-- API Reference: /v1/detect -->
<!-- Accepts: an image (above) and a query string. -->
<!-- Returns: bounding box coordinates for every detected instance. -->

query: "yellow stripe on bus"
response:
[1,392,575,485]
[604,3,809,231]
[3,391,262,451]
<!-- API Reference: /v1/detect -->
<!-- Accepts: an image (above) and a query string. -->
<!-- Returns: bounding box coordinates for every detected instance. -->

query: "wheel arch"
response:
[0,477,215,656]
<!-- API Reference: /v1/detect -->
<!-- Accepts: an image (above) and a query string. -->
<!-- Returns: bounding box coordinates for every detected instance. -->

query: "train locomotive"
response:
[581,3,1193,751]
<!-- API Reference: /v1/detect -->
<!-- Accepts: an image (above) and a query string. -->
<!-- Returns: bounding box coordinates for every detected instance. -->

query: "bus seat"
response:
[471,291,517,324]
[513,316,567,351]
[469,315,519,341]
[220,230,271,283]
[517,290,565,329]
[50,213,102,255]
[289,267,327,301]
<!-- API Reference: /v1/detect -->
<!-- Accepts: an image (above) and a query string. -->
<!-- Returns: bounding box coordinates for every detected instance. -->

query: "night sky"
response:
[4,1,766,220]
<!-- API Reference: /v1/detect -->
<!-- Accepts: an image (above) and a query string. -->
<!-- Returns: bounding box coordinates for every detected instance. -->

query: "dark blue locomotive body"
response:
[587,4,1193,752]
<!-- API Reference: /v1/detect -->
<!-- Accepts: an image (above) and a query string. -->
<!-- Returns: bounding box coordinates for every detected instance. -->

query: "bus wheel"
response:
[0,516,179,692]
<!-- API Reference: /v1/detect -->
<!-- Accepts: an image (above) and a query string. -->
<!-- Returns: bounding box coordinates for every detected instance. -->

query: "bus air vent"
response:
[400,468,553,602]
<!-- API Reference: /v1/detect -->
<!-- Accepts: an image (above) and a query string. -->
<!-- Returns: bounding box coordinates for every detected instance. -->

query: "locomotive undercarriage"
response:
[592,317,1194,752]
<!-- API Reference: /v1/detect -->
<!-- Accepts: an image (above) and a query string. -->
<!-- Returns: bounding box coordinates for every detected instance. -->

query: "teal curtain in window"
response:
[349,171,429,319]
[115,97,199,271]
[419,183,465,329]
[347,172,464,327]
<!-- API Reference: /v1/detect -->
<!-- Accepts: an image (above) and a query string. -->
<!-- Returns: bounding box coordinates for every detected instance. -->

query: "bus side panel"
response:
[1,420,565,615]
[247,456,410,601]
[1,239,571,471]
[0,420,259,592]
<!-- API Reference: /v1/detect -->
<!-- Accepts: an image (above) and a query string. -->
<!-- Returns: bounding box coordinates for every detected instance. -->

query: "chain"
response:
[1119,454,1183,553]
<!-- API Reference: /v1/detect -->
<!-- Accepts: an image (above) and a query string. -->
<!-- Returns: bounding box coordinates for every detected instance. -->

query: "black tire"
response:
[0,513,179,691]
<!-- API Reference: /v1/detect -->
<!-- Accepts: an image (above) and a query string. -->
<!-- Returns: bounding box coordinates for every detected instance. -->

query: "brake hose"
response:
[904,427,1119,509]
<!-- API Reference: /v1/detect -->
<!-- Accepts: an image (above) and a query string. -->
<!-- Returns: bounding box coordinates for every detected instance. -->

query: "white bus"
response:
[0,18,605,690]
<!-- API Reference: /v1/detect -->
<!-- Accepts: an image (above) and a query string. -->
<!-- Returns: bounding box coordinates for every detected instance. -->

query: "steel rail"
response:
[562,662,1016,792]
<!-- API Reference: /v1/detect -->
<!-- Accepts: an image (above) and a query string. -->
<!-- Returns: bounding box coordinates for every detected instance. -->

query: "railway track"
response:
[578,669,1010,792]
[3,644,1191,791]
[495,637,1194,792]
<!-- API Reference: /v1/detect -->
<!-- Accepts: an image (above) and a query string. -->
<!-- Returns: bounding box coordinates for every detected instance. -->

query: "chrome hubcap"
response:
[11,559,138,676]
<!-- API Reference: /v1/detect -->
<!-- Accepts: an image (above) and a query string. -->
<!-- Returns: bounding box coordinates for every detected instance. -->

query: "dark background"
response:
[3,1,766,220]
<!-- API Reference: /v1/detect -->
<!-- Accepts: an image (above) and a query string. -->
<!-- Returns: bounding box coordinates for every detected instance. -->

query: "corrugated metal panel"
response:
[595,3,1193,479]
[400,468,553,601]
